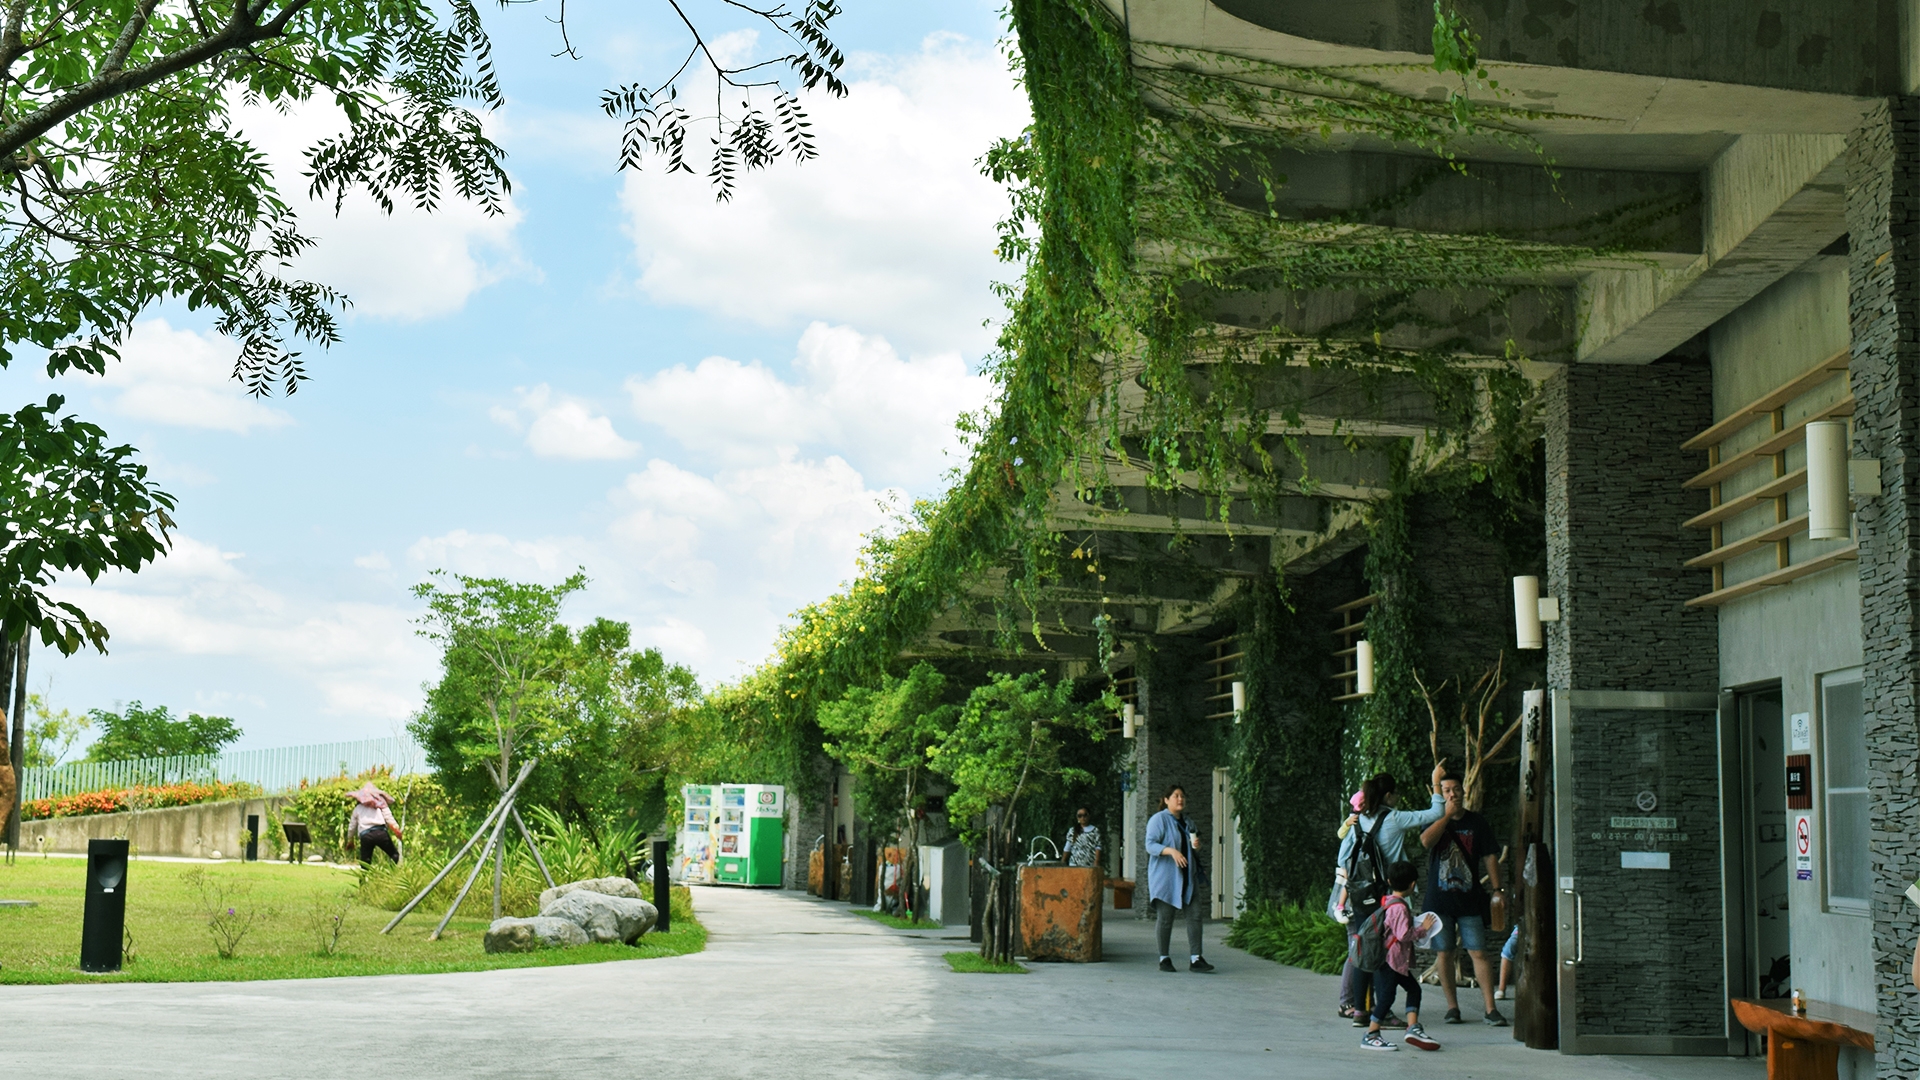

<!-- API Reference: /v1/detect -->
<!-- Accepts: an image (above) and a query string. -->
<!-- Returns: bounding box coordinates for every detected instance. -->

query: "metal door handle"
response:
[1561,889,1582,966]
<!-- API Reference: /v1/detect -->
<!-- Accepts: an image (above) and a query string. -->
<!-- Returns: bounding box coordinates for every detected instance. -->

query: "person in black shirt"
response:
[1419,770,1507,1026]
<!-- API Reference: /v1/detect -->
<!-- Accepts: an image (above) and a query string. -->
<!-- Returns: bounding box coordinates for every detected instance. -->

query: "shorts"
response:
[1433,913,1488,953]
[1501,926,1520,962]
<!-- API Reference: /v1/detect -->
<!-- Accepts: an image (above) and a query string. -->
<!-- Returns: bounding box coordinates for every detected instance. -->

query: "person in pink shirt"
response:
[1363,860,1440,1051]
[348,782,403,865]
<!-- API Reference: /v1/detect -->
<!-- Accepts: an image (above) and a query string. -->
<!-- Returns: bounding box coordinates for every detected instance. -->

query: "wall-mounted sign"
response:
[1791,712,1812,752]
[1621,852,1671,870]
[1794,813,1813,881]
[1609,816,1677,830]
[1787,755,1813,810]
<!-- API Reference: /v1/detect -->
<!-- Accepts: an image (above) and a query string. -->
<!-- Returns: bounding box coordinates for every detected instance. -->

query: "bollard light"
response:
[1807,420,1851,540]
[651,837,671,934]
[1356,640,1375,696]
[1514,575,1543,650]
[80,838,130,972]
[1231,681,1246,723]
[1122,702,1136,739]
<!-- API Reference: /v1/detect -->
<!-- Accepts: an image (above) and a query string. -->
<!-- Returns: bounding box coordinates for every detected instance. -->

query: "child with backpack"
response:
[1357,860,1441,1051]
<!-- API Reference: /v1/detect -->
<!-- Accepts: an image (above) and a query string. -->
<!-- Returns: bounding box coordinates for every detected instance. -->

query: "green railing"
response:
[20,736,423,800]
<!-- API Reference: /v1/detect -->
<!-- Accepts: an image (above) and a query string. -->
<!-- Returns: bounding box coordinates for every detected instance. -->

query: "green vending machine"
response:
[710,784,784,886]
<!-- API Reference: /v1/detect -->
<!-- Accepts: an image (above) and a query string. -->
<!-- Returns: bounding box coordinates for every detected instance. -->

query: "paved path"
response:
[2,886,1762,1079]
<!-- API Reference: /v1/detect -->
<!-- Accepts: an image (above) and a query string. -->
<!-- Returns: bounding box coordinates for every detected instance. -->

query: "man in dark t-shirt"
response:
[1421,771,1507,1026]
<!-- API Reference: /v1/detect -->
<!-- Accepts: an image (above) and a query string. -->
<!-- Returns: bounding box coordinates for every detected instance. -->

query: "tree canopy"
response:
[1,0,847,654]
[410,571,700,829]
[84,701,241,761]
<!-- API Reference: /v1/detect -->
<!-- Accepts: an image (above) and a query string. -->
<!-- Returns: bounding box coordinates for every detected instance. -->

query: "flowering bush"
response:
[21,780,262,820]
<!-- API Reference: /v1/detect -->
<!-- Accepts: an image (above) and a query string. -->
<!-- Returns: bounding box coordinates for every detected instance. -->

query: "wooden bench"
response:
[1731,997,1874,1080]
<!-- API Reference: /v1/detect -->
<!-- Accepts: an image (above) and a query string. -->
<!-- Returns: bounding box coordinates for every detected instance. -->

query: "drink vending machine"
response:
[676,783,784,886]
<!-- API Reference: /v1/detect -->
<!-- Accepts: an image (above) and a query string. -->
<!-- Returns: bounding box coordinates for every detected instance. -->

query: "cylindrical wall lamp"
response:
[1231,680,1246,723]
[1122,702,1136,739]
[1514,575,1543,650]
[1807,419,1851,540]
[1355,640,1375,696]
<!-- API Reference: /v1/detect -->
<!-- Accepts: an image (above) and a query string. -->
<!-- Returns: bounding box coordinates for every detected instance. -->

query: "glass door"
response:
[1553,690,1739,1055]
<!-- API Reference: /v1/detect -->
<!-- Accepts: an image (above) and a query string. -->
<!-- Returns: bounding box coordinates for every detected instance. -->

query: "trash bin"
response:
[1018,865,1102,962]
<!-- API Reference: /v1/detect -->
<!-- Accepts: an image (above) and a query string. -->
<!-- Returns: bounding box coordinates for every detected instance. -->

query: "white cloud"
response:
[405,530,577,580]
[46,535,433,724]
[492,384,640,460]
[620,33,1028,354]
[230,97,526,321]
[627,322,988,489]
[97,319,294,434]
[353,552,392,571]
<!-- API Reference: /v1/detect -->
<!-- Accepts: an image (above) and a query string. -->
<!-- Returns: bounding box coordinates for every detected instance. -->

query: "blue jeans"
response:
[1433,913,1487,953]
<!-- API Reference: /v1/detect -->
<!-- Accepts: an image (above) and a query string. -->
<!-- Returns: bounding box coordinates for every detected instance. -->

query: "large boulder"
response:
[484,916,590,953]
[541,889,657,944]
[538,875,642,911]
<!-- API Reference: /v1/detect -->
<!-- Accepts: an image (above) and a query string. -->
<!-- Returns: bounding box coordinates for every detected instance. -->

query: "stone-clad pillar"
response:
[1542,363,1719,691]
[1845,98,1920,1080]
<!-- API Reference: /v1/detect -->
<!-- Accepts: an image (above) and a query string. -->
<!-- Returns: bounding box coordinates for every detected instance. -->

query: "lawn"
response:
[855,909,942,930]
[943,950,1027,974]
[0,857,703,984]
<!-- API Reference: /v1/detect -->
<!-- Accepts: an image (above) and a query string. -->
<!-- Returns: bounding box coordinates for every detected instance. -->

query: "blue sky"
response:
[4,1,1025,751]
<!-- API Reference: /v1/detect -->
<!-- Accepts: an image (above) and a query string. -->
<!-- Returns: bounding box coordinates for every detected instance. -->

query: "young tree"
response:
[928,672,1108,963]
[23,691,91,768]
[1,1,846,654]
[818,662,956,918]
[84,701,240,761]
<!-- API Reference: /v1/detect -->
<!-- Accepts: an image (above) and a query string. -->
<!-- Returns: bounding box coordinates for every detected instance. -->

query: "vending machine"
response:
[676,784,716,884]
[709,784,785,886]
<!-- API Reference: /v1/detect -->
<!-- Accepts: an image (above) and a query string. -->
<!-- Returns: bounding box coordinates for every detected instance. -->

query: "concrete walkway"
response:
[1,886,1763,1079]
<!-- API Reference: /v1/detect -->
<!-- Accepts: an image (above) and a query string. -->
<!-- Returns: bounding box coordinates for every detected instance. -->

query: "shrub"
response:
[21,780,262,820]
[281,770,460,864]
[182,868,267,959]
[1225,902,1349,975]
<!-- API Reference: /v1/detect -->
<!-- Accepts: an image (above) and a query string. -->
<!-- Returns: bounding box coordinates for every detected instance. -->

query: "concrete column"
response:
[1542,362,1718,692]
[1130,643,1217,919]
[1844,98,1920,1079]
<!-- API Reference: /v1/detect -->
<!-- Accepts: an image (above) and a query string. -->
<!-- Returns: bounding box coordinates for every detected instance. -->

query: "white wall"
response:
[1711,265,1873,1012]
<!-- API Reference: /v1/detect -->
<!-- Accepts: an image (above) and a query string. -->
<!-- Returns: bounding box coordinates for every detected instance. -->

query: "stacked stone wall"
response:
[1543,364,1718,692]
[1844,97,1920,1079]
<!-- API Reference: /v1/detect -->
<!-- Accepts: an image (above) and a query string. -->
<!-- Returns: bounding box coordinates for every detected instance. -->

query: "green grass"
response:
[943,950,1028,974]
[0,857,704,984]
[856,909,942,930]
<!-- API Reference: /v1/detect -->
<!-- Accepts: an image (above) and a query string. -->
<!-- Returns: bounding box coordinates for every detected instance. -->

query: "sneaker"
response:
[1158,958,1176,973]
[1351,1014,1370,1027]
[1189,957,1216,973]
[1360,1033,1398,1051]
[1443,1007,1463,1025]
[1484,1008,1509,1027]
[1404,1025,1440,1051]
[1379,1013,1407,1029]
[1495,987,1511,1000]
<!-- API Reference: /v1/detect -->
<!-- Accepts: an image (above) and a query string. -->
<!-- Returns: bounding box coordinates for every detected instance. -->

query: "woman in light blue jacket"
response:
[1145,783,1213,973]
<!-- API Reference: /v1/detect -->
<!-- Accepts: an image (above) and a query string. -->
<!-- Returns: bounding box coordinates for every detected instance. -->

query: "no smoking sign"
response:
[1795,813,1813,880]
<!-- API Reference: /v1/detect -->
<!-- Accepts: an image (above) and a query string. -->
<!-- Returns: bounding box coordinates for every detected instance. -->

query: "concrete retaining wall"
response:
[17,797,287,859]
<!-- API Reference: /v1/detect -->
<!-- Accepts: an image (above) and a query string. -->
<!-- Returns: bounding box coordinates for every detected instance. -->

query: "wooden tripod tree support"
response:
[380,758,556,937]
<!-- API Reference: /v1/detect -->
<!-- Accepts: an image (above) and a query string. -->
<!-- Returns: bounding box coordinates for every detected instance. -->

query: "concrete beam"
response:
[1208,0,1900,99]
[1051,484,1326,536]
[1226,150,1700,257]
[1576,135,1847,363]
[1118,0,1876,137]
[1199,284,1575,360]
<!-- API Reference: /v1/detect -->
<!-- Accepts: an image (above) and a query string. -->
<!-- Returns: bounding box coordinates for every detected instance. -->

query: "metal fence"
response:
[20,736,425,801]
